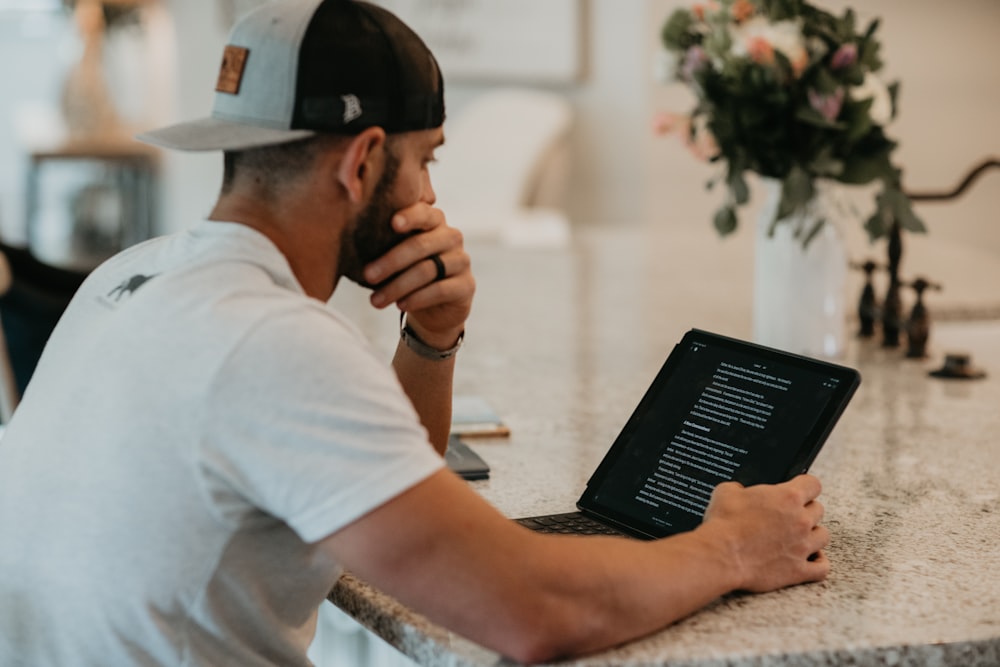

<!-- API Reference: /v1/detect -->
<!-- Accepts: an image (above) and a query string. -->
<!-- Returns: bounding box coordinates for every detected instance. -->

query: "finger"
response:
[809,524,831,553]
[364,224,461,287]
[393,202,444,234]
[398,272,474,313]
[711,480,745,498]
[428,253,447,283]
[804,498,825,526]
[801,549,831,581]
[704,480,744,513]
[371,250,471,309]
[396,252,473,310]
[784,473,822,504]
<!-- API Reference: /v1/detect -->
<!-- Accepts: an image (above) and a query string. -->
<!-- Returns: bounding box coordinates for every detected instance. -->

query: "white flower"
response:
[850,72,893,126]
[730,17,809,75]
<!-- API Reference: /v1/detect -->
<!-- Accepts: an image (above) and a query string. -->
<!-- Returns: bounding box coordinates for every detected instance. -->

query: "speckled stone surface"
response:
[328,227,1000,666]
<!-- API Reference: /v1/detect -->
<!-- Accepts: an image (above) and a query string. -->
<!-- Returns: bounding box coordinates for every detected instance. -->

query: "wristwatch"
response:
[399,315,464,361]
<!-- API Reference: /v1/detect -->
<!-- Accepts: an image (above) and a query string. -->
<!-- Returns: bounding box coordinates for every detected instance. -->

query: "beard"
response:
[338,145,410,289]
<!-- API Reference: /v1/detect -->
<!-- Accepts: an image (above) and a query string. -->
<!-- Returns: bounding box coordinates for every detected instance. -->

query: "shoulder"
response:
[217,303,392,395]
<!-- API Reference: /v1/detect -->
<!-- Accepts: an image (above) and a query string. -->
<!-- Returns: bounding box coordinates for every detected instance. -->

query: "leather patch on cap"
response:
[216,45,249,94]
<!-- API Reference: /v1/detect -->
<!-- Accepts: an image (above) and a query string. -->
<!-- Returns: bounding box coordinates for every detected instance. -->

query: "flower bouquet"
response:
[657,0,924,245]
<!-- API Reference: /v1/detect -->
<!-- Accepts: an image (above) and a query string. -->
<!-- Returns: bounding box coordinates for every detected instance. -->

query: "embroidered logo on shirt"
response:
[107,274,157,302]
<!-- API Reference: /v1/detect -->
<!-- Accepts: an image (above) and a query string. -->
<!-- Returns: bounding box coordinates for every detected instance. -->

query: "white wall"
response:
[565,0,652,226]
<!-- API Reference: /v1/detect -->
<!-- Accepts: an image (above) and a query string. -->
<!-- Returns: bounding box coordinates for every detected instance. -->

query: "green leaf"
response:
[728,170,750,205]
[813,68,840,95]
[762,0,804,22]
[859,25,884,72]
[840,140,894,184]
[864,17,881,41]
[777,169,814,220]
[864,212,888,240]
[772,50,795,84]
[713,205,738,236]
[839,96,874,142]
[840,63,865,87]
[841,8,857,36]
[661,10,696,51]
[885,185,927,233]
[840,156,891,185]
[809,147,845,178]
[888,81,900,119]
[800,217,827,248]
[862,182,926,241]
[703,28,732,59]
[795,106,845,130]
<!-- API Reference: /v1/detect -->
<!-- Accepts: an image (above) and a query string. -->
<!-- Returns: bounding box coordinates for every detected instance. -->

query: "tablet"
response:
[571,329,860,539]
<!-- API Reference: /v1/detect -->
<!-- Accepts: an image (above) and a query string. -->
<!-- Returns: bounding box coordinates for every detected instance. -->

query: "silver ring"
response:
[428,254,446,282]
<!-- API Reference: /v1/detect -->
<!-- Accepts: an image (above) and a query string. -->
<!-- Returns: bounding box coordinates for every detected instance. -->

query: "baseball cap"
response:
[136,0,445,151]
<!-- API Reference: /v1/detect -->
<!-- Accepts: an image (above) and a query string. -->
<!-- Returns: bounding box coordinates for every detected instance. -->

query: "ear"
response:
[336,126,387,204]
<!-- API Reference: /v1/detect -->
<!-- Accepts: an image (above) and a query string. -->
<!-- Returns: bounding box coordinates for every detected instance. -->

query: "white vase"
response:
[752,179,848,359]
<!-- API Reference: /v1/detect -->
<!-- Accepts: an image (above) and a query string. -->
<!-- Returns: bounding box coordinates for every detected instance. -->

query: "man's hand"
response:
[362,203,474,349]
[700,474,830,593]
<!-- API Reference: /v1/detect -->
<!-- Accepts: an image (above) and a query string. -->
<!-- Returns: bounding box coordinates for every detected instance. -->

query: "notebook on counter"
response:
[451,395,510,438]
[516,328,860,540]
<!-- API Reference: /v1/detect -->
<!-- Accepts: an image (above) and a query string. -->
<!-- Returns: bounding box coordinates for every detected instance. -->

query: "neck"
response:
[208,188,347,302]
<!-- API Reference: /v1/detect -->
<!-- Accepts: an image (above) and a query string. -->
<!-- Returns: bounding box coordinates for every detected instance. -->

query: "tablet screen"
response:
[580,329,860,539]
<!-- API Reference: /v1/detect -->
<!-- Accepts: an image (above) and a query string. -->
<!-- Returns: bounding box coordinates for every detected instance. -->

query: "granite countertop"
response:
[328,228,1000,666]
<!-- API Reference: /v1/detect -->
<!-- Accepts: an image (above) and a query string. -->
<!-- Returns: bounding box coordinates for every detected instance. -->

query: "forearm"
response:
[351,475,742,662]
[392,330,459,455]
[464,527,741,662]
[362,204,472,454]
[328,471,827,664]
[381,532,737,664]
[531,526,742,658]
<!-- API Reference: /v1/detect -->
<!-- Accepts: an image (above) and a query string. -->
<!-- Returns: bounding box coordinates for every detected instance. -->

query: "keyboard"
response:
[515,512,629,537]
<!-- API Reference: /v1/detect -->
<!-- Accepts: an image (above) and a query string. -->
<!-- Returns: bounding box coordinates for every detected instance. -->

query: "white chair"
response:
[430,87,574,246]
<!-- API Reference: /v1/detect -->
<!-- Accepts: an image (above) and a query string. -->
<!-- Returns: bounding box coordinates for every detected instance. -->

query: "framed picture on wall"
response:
[374,0,584,84]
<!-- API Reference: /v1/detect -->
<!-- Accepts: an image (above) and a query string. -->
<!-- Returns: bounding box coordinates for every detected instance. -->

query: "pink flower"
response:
[731,0,755,23]
[652,111,684,136]
[746,36,775,66]
[651,112,719,161]
[808,87,845,122]
[830,43,858,70]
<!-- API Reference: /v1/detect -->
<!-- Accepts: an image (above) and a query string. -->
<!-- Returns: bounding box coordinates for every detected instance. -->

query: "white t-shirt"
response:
[0,221,445,666]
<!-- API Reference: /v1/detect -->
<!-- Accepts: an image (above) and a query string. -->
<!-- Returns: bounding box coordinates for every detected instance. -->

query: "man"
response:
[0,1,830,665]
